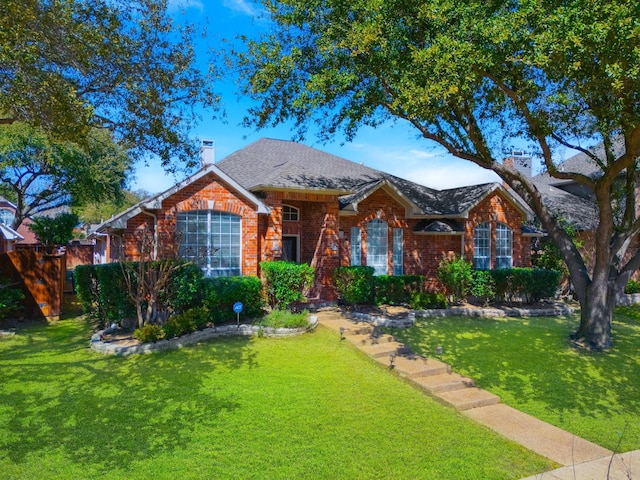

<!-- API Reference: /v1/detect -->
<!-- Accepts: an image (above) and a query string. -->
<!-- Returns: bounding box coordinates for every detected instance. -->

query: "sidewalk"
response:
[314,307,638,479]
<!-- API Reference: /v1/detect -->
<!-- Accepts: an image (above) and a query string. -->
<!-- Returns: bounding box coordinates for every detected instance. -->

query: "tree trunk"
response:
[573,276,615,350]
[136,302,144,330]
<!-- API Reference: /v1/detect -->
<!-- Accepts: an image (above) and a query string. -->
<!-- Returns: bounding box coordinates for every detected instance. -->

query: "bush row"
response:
[332,266,447,309]
[75,262,265,328]
[436,256,559,304]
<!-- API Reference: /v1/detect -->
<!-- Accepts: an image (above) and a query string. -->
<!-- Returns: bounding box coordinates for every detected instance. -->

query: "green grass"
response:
[388,306,640,452]
[0,311,555,479]
[254,309,310,328]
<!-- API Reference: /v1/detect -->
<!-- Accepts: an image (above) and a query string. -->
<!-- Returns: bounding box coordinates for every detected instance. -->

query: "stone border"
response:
[90,316,318,356]
[415,303,575,318]
[618,293,640,306]
[342,302,575,328]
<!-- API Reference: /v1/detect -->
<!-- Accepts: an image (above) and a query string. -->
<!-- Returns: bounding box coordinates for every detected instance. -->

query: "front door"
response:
[282,235,299,262]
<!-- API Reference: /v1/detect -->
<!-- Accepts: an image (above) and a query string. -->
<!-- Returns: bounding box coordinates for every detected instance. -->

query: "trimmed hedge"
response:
[75,261,203,327]
[333,267,442,308]
[409,291,448,309]
[333,266,375,305]
[75,263,133,327]
[373,275,426,306]
[260,261,314,309]
[163,307,210,338]
[202,276,265,324]
[490,268,559,303]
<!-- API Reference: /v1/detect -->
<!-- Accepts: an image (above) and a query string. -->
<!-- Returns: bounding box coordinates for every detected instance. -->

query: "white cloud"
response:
[222,0,260,16]
[342,141,500,189]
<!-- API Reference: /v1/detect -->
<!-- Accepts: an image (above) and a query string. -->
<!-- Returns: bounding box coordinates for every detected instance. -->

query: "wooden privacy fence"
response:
[0,250,66,320]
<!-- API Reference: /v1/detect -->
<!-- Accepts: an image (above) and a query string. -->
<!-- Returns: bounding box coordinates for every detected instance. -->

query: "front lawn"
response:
[0,311,554,479]
[389,306,640,452]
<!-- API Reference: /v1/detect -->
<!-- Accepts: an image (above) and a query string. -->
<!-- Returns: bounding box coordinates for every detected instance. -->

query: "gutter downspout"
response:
[141,209,158,260]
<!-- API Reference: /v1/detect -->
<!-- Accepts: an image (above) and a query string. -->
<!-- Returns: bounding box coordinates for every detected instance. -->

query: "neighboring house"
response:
[95,138,539,299]
[0,223,23,254]
[505,141,640,277]
[0,196,37,247]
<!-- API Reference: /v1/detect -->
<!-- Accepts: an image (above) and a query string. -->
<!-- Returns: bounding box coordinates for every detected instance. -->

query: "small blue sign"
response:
[233,301,244,314]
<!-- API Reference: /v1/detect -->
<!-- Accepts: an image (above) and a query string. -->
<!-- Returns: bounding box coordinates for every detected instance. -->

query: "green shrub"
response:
[254,309,310,329]
[437,256,473,303]
[373,275,425,305]
[260,261,314,309]
[163,262,205,314]
[203,276,265,324]
[625,279,640,294]
[491,268,559,304]
[470,270,495,305]
[75,261,204,328]
[0,280,24,319]
[409,291,448,309]
[333,266,375,305]
[163,307,209,338]
[133,323,165,343]
[75,263,132,327]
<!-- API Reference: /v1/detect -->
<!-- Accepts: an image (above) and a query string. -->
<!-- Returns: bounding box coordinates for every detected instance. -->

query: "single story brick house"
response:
[95,138,538,299]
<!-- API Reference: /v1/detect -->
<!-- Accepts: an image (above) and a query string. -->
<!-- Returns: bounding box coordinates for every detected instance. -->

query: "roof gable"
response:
[97,163,270,232]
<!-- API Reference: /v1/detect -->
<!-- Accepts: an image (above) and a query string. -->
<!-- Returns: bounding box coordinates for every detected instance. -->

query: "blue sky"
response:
[134,0,507,193]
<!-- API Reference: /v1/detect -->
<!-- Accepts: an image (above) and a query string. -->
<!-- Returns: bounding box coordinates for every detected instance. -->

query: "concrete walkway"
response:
[314,307,639,479]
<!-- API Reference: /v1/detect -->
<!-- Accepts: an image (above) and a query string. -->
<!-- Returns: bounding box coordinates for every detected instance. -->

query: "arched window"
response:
[176,211,241,277]
[474,222,491,270]
[367,219,388,275]
[0,208,14,226]
[496,222,513,269]
[282,205,299,222]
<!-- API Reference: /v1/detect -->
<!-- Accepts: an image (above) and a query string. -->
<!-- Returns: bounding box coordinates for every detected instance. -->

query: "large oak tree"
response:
[0,0,217,169]
[231,0,640,349]
[0,123,131,230]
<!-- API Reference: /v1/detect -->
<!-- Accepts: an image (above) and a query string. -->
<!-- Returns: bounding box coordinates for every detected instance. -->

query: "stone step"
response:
[359,341,411,359]
[346,333,395,347]
[434,387,500,411]
[390,355,450,378]
[410,372,475,393]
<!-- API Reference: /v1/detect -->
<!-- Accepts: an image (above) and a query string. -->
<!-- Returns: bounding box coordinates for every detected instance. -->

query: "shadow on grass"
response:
[0,314,258,472]
[388,308,640,448]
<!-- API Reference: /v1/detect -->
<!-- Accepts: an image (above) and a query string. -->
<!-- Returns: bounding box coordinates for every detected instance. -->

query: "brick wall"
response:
[339,186,529,288]
[120,173,261,276]
[260,191,341,299]
[464,191,529,268]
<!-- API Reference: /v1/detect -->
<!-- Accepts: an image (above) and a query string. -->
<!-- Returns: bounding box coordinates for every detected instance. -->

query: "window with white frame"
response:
[393,228,403,275]
[474,222,491,270]
[350,226,361,266]
[0,208,14,226]
[495,222,513,269]
[282,205,299,222]
[176,210,241,277]
[367,219,388,275]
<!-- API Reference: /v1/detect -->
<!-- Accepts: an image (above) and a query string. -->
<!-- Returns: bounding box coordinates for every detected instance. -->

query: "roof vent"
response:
[200,139,215,166]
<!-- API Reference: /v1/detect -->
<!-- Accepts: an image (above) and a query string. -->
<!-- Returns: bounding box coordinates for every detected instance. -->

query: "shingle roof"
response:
[414,219,465,234]
[0,223,23,241]
[530,181,599,231]
[216,138,381,192]
[533,137,626,187]
[218,139,529,218]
